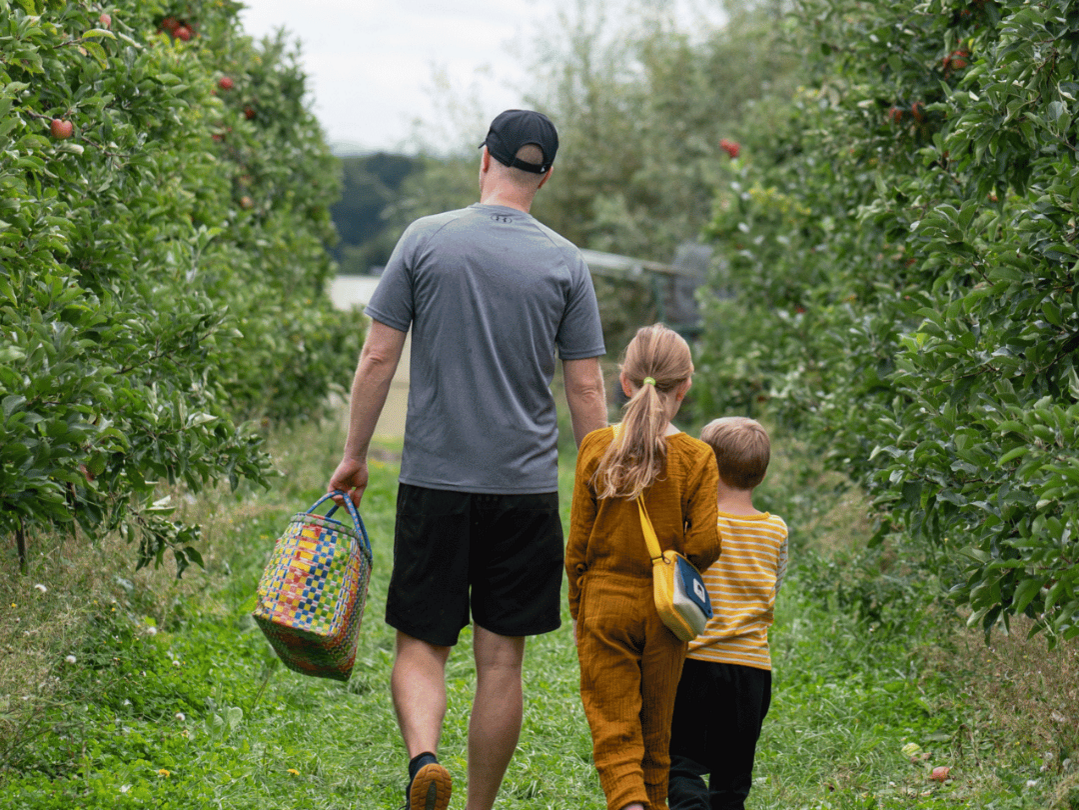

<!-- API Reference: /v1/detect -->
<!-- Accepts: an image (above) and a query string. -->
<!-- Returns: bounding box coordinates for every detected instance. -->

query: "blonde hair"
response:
[700,416,770,490]
[594,324,693,500]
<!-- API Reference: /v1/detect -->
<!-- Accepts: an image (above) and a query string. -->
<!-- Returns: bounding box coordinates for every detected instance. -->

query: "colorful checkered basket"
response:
[252,491,372,681]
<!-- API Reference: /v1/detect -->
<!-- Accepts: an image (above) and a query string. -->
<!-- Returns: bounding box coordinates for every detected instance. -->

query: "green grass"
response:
[1,419,1077,809]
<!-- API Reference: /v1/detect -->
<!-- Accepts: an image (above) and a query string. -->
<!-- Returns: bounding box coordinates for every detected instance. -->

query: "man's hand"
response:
[329,456,369,508]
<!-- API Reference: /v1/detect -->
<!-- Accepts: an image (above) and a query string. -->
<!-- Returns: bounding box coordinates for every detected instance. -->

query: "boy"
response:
[667,417,789,810]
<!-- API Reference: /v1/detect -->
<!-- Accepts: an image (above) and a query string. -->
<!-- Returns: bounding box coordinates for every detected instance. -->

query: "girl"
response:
[567,323,721,810]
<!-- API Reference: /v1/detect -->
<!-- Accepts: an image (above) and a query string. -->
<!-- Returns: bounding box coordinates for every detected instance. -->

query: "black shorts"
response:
[385,483,565,647]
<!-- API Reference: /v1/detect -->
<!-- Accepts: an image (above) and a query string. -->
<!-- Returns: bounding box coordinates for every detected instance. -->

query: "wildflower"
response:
[65,655,77,664]
[146,626,158,636]
[288,768,300,776]
[34,584,47,593]
[175,712,186,721]
[1026,779,1038,788]
[158,769,171,778]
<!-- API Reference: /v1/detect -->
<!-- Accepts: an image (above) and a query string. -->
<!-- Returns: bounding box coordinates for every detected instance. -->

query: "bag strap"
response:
[611,421,665,565]
[636,496,664,563]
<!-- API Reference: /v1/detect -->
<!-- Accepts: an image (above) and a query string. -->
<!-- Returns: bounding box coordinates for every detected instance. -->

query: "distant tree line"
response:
[330,152,422,275]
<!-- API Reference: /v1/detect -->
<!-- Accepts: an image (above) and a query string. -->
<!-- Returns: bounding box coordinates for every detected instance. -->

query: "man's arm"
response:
[562,356,607,447]
[328,320,408,506]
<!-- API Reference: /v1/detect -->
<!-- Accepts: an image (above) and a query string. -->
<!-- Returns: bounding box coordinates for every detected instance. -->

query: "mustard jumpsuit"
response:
[567,426,720,810]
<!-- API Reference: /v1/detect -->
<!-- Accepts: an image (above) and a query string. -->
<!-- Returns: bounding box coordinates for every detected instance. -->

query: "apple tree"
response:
[0,0,364,573]
[696,0,1079,643]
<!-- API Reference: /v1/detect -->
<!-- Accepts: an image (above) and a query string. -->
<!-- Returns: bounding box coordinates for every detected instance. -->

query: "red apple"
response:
[244,106,256,120]
[175,25,192,41]
[160,16,179,33]
[218,76,234,91]
[99,12,111,28]
[50,118,74,139]
[943,49,970,71]
[930,766,950,782]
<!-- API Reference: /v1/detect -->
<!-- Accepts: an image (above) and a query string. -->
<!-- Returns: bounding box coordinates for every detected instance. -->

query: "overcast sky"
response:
[236,1,727,155]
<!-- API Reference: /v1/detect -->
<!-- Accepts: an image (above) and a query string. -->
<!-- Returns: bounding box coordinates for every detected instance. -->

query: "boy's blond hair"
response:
[700,416,770,490]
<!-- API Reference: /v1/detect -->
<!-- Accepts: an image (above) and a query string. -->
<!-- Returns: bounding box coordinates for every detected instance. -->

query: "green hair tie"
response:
[643,377,656,386]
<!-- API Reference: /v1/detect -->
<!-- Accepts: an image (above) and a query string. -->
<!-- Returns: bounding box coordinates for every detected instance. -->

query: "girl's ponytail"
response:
[594,324,693,500]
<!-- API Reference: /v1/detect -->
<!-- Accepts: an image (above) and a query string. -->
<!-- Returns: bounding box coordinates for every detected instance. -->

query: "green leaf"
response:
[2,395,27,419]
[80,28,117,40]
[998,446,1029,464]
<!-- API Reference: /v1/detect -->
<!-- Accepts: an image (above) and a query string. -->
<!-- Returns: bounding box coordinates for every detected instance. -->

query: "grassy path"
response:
[1,423,1076,809]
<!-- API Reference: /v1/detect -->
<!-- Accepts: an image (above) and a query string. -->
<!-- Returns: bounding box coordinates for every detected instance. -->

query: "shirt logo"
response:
[491,214,512,224]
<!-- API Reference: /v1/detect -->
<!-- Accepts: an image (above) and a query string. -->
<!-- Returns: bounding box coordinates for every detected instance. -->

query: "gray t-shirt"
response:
[365,203,606,494]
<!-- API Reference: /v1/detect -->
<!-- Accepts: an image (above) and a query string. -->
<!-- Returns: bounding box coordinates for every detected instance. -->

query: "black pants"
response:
[667,658,772,810]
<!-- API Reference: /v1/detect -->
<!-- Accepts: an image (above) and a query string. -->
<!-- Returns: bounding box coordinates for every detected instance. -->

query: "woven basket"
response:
[252,492,372,681]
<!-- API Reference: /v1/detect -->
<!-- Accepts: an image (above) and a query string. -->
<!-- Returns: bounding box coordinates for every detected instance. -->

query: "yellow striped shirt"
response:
[687,511,788,671]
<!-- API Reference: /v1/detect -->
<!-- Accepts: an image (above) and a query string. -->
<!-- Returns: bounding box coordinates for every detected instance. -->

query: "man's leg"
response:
[392,631,454,810]
[391,630,452,756]
[465,625,526,810]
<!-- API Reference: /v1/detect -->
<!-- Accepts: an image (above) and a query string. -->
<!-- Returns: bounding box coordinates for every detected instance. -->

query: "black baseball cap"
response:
[480,109,559,174]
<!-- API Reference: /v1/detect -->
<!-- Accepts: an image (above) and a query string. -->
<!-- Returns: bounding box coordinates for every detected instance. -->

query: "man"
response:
[328,109,607,810]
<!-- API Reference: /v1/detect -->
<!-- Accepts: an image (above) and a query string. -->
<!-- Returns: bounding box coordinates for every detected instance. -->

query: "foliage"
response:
[0,0,364,573]
[526,0,801,264]
[695,0,1079,644]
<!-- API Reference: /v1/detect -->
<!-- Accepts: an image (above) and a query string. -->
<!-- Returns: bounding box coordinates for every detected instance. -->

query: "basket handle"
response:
[307,491,370,554]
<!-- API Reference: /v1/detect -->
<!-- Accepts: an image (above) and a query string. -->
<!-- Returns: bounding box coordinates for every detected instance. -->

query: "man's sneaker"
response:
[406,761,451,810]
